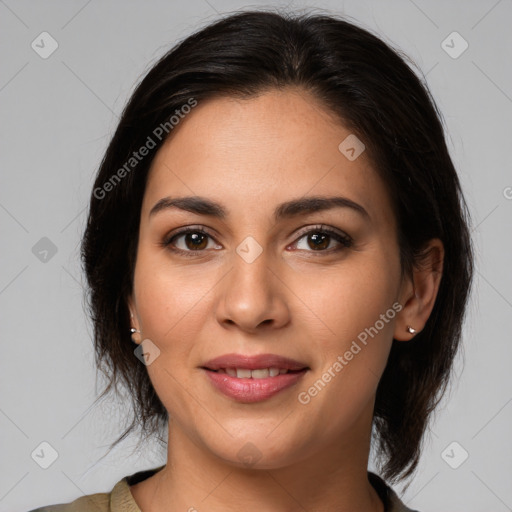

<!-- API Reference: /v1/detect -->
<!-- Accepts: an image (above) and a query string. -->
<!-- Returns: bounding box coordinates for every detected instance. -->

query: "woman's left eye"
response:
[292,227,353,253]
[161,225,353,256]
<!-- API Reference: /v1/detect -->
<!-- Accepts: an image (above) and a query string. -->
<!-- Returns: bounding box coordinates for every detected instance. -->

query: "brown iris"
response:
[307,232,330,250]
[184,232,209,250]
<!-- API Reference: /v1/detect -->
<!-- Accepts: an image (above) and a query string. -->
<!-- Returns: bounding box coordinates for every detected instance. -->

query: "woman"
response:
[30,8,473,512]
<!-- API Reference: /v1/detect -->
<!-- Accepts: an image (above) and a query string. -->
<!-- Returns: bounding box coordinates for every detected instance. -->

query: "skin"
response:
[127,87,444,512]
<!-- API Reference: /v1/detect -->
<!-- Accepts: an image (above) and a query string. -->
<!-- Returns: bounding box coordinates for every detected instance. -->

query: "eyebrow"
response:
[148,195,370,222]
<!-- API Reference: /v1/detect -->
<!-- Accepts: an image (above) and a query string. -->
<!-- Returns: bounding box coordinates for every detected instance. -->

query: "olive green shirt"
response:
[29,466,418,511]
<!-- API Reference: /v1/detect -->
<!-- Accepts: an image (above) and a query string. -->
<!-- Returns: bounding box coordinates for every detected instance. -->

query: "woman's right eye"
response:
[162,228,220,255]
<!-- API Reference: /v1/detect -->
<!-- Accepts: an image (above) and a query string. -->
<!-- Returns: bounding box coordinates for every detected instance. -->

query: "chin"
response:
[206,436,307,471]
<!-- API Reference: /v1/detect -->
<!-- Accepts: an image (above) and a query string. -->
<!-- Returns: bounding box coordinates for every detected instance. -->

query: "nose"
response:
[215,246,290,333]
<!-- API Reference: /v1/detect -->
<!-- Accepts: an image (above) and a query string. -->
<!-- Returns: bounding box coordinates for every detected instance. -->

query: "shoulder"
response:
[26,490,110,512]
[26,465,165,512]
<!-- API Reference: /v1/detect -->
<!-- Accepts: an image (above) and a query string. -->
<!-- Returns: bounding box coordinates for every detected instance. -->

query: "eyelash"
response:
[160,224,353,258]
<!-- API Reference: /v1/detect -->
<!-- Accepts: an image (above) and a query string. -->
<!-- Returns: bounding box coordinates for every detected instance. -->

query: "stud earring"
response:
[130,327,141,343]
[406,325,417,334]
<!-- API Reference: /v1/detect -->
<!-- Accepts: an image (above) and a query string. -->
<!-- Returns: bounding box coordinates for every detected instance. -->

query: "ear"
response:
[394,238,444,341]
[127,295,136,323]
[127,295,142,344]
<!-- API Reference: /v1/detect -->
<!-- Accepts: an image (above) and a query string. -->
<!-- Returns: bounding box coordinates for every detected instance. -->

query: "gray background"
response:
[1,1,511,511]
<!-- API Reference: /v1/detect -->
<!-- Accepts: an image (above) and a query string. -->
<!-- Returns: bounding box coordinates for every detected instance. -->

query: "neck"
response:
[140,404,384,512]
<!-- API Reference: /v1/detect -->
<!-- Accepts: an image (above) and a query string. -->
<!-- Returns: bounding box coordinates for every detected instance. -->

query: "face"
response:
[128,88,408,470]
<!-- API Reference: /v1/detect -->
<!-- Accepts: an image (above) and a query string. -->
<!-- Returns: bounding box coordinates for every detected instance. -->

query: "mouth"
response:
[202,353,309,373]
[200,353,309,402]
[202,367,309,403]
[203,367,306,378]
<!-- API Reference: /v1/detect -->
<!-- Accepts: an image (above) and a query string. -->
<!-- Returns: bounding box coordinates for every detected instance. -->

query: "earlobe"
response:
[394,238,444,341]
[130,326,142,344]
[127,296,142,344]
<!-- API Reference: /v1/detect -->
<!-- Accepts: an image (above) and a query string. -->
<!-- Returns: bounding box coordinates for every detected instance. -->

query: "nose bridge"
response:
[217,234,289,330]
[234,235,271,290]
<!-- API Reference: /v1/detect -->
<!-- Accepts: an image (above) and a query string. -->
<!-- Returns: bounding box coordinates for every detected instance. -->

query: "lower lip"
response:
[203,369,308,403]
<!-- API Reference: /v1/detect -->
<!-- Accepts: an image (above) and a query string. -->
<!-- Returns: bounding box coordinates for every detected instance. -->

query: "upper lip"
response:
[202,353,309,371]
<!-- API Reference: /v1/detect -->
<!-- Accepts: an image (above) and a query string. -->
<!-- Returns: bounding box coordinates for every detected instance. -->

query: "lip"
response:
[202,353,308,371]
[203,368,308,403]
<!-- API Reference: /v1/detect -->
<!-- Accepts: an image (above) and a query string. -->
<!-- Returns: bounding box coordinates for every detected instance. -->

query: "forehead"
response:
[142,88,395,229]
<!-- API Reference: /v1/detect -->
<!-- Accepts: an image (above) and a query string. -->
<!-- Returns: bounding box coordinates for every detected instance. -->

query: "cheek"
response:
[297,254,398,343]
[293,298,396,447]
[134,252,211,345]
[132,257,213,421]
[294,254,398,407]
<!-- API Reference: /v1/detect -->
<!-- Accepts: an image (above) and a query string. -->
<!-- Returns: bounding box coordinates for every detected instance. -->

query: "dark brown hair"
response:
[81,9,474,484]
